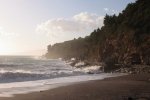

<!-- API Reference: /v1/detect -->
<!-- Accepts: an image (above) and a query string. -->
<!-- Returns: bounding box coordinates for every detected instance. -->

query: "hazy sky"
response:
[0,0,134,55]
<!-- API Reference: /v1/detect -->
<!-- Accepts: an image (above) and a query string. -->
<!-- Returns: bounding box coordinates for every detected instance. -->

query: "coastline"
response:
[0,73,126,97]
[1,74,150,100]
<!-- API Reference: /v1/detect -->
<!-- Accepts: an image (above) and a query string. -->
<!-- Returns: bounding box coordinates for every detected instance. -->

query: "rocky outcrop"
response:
[114,65,150,74]
[45,0,150,72]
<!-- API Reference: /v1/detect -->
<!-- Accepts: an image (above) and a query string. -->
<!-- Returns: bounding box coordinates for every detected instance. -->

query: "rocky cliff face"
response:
[100,30,150,71]
[45,0,150,72]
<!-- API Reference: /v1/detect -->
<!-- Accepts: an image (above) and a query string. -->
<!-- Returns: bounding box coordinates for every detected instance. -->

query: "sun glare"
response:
[0,41,16,55]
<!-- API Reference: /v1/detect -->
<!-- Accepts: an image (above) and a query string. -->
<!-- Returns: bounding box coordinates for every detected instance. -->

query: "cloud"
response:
[104,8,109,12]
[103,8,118,15]
[0,27,17,38]
[36,12,104,44]
[111,10,118,15]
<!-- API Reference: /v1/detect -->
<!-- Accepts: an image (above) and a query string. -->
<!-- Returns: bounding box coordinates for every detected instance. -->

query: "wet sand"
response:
[1,74,150,100]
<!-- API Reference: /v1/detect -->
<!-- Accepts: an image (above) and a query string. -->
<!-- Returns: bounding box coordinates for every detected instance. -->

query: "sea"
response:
[0,56,125,97]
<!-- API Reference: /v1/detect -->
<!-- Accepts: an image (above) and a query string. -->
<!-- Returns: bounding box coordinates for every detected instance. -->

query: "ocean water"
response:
[0,56,126,97]
[0,56,84,83]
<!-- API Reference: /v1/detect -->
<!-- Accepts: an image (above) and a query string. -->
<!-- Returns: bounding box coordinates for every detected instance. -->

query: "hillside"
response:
[45,0,150,71]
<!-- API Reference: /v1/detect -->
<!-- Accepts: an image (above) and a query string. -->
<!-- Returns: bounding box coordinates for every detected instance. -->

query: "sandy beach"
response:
[0,74,150,100]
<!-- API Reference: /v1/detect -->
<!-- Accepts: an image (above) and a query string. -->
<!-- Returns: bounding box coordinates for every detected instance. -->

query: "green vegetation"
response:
[46,0,150,70]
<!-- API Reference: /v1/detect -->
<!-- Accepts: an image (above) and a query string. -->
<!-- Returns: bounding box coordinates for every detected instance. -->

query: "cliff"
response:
[45,0,150,71]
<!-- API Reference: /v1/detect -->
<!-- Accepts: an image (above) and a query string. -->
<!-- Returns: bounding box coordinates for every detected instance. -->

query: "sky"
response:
[0,0,135,56]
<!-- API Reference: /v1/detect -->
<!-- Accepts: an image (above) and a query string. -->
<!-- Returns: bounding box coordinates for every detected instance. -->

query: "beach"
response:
[0,0,149,100]
[1,74,150,100]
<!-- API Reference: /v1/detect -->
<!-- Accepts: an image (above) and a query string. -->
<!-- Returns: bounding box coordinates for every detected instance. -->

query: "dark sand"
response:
[1,74,150,100]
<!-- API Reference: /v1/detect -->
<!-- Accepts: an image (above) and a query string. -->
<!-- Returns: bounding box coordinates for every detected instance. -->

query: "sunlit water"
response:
[0,56,126,97]
[0,56,84,83]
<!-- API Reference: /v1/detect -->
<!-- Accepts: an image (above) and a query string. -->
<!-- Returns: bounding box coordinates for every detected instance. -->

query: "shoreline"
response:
[0,73,126,97]
[1,73,150,100]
